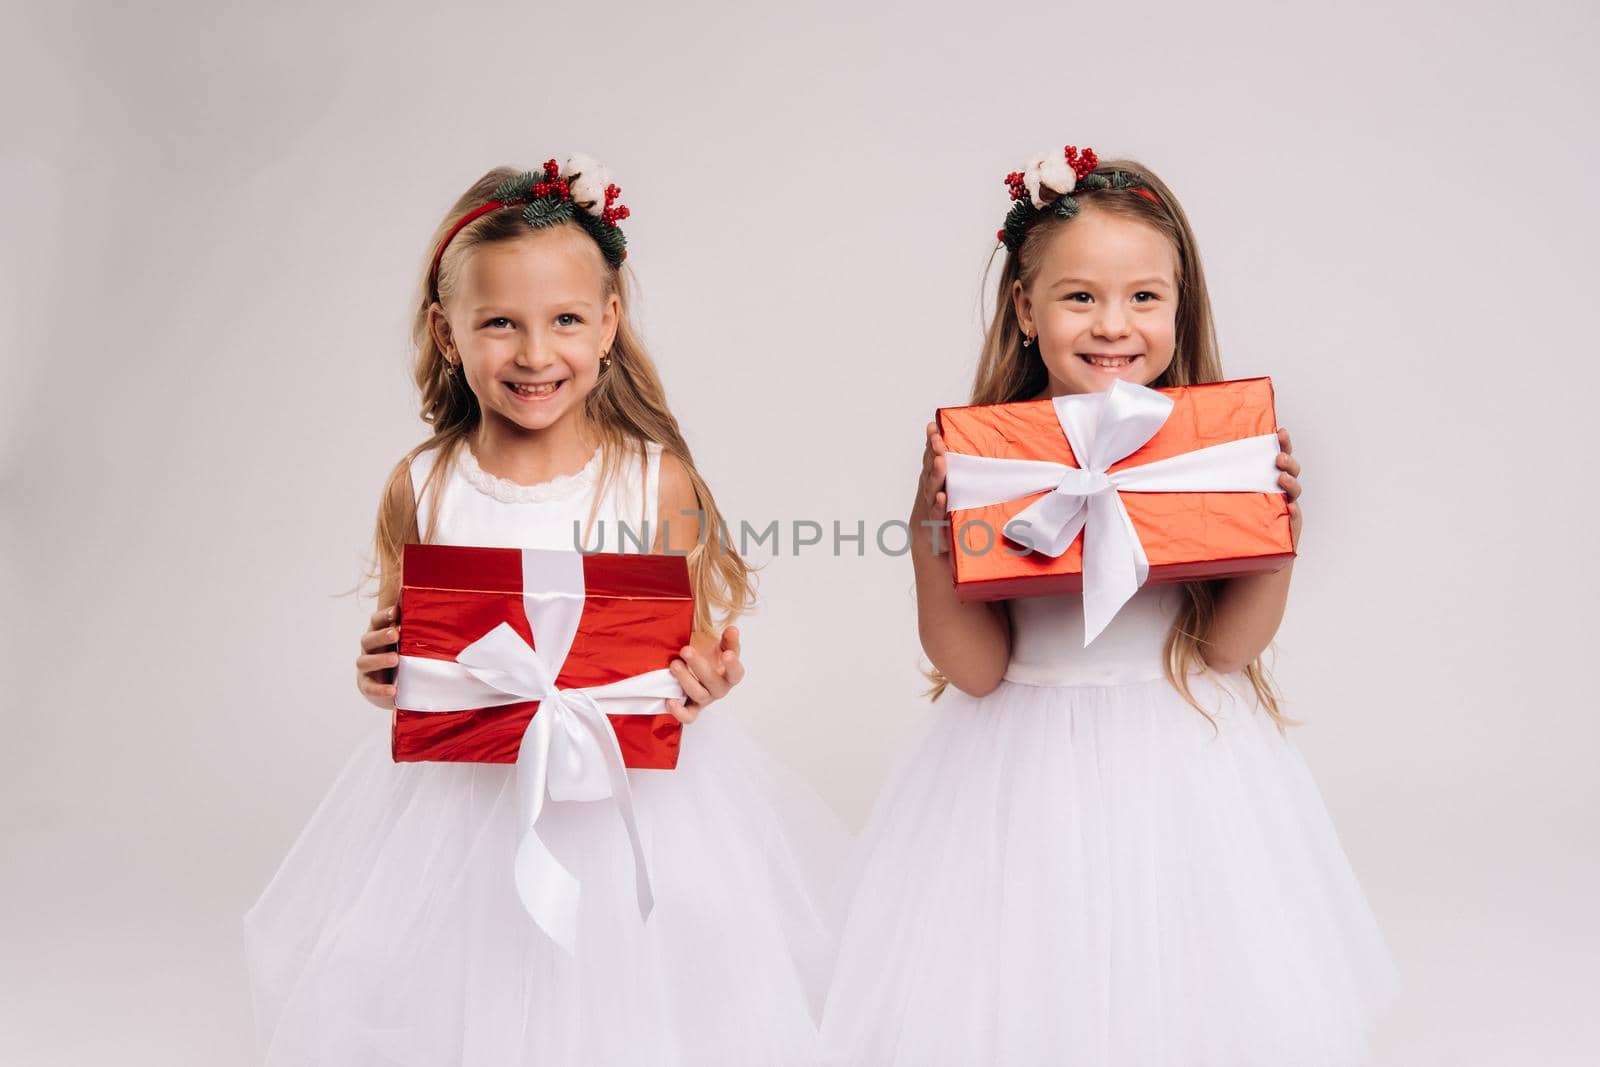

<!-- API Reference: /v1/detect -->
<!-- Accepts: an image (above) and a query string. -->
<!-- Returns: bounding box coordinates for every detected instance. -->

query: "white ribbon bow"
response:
[943,379,1283,646]
[396,551,684,954]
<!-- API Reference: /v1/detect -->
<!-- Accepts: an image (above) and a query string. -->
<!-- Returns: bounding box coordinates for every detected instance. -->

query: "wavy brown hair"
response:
[368,166,753,634]
[931,157,1291,730]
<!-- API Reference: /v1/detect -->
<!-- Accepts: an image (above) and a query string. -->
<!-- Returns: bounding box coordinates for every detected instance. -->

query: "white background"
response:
[4,1,1597,1062]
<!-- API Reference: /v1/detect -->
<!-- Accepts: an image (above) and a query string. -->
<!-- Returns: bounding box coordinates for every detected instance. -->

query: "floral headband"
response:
[429,154,631,293]
[997,145,1161,253]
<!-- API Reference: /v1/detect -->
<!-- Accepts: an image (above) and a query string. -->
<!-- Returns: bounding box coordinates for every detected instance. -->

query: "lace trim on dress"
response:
[456,444,603,504]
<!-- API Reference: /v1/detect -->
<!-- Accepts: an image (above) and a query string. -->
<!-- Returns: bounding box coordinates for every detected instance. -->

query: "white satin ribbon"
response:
[395,550,684,954]
[943,379,1283,645]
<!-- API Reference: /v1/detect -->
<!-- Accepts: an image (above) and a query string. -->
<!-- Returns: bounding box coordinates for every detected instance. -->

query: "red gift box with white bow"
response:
[939,377,1295,645]
[392,544,692,767]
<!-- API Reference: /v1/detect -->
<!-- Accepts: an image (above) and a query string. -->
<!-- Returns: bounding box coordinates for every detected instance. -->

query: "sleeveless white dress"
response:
[821,584,1399,1066]
[245,439,842,1067]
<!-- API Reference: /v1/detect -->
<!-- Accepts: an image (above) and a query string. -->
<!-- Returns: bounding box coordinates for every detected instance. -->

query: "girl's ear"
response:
[1011,278,1033,337]
[427,302,455,360]
[601,291,621,353]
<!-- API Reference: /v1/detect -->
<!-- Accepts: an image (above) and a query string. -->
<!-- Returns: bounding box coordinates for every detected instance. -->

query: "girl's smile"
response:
[502,378,566,401]
[1076,351,1144,374]
[1013,207,1178,396]
[431,225,619,442]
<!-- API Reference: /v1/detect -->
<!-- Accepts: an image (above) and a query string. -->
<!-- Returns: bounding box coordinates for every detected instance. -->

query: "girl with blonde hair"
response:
[822,146,1398,1066]
[245,156,838,1067]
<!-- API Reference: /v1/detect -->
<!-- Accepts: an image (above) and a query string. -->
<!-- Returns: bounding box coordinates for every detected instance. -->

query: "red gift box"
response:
[938,377,1294,620]
[392,544,693,768]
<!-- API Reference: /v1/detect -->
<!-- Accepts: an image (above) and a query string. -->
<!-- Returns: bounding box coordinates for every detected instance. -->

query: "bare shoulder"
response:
[653,449,703,554]
[375,454,422,608]
[656,448,697,509]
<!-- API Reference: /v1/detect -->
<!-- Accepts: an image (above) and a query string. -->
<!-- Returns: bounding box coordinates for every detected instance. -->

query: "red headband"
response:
[428,199,525,295]
[428,158,631,296]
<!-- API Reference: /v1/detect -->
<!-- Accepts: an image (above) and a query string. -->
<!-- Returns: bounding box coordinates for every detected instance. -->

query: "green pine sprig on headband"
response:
[490,155,631,265]
[429,154,632,293]
[995,145,1160,253]
[520,194,575,228]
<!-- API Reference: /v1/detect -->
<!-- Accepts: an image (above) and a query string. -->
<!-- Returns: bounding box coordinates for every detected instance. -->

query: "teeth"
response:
[1082,355,1136,368]
[508,382,559,396]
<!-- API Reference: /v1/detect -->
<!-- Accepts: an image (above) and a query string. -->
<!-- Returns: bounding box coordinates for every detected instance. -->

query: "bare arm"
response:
[355,461,417,708]
[912,421,1011,697]
[1200,428,1303,673]
[653,450,746,721]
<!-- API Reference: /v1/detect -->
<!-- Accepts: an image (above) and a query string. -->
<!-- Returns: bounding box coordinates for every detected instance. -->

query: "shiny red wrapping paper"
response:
[392,545,694,767]
[937,377,1295,601]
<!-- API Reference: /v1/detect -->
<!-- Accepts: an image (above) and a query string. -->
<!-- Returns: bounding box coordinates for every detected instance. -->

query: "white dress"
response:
[245,439,842,1067]
[821,583,1399,1067]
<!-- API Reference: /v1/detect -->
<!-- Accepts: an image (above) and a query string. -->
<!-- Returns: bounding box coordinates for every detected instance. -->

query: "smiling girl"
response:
[821,148,1398,1066]
[244,158,837,1067]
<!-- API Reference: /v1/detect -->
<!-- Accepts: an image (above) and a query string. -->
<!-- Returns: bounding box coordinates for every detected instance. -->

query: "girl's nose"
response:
[514,339,555,368]
[1092,307,1131,339]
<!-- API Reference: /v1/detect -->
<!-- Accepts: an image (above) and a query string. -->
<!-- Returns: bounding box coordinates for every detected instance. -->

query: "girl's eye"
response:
[1063,292,1093,304]
[555,313,582,328]
[1133,292,1160,304]
[484,317,513,329]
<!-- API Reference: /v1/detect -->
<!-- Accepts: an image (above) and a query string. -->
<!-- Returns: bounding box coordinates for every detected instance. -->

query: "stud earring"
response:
[1022,333,1035,348]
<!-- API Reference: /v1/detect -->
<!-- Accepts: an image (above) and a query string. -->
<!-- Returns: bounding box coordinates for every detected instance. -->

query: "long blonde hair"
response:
[370,166,753,634]
[934,157,1291,730]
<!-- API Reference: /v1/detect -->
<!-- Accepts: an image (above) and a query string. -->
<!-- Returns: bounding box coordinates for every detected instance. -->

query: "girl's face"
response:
[432,226,619,435]
[1013,208,1179,396]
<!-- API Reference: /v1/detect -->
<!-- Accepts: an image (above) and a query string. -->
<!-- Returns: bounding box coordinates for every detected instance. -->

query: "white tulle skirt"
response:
[244,710,843,1067]
[821,671,1399,1067]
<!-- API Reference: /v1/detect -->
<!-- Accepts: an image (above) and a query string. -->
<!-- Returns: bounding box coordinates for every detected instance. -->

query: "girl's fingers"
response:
[682,646,729,696]
[1276,452,1301,477]
[699,672,731,702]
[370,605,397,628]
[1279,473,1300,501]
[358,676,397,697]
[721,650,746,688]
[361,626,399,653]
[670,659,713,706]
[666,697,698,724]
[356,675,397,706]
[720,626,741,658]
[924,462,946,509]
[930,429,946,457]
[1277,427,1293,454]
[357,651,400,674]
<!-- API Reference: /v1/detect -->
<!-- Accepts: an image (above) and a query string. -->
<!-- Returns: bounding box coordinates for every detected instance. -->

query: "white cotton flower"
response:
[562,153,611,216]
[1022,148,1078,209]
[558,153,598,180]
[1022,152,1049,209]
[1037,150,1077,200]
